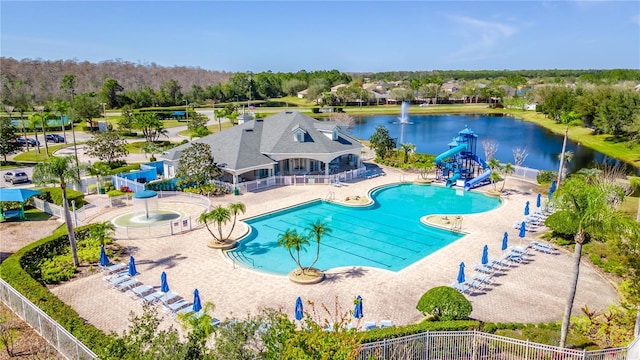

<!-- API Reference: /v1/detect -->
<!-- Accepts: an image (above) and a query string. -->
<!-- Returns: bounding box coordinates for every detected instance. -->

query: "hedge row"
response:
[362,319,480,342]
[0,224,113,356]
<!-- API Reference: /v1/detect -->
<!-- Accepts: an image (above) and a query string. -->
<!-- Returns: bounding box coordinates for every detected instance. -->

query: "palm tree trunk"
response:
[61,184,79,266]
[560,235,584,347]
[227,215,237,239]
[203,222,217,242]
[217,222,224,243]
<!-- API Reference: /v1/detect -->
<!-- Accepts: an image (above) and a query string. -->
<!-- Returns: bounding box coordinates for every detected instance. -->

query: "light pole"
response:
[100,102,107,126]
[34,105,49,156]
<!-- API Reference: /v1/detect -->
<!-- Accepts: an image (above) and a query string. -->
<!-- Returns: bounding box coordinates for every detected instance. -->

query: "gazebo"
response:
[0,188,42,220]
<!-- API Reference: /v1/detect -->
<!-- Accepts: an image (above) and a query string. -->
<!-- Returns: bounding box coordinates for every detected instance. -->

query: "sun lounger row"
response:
[363,320,393,330]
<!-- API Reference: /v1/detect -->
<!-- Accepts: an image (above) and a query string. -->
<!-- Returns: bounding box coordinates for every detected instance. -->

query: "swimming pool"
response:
[229,184,501,275]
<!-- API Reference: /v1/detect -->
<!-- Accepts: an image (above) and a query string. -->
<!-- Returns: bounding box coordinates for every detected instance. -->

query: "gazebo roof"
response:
[0,188,41,202]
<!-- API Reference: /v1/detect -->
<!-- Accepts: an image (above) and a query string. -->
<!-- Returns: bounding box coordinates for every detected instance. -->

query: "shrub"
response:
[40,254,77,284]
[311,107,320,113]
[107,189,126,197]
[537,170,557,184]
[35,187,86,208]
[0,225,112,355]
[416,286,472,321]
[363,320,479,342]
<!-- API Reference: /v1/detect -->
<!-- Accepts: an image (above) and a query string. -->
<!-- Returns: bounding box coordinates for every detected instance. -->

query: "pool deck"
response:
[50,166,619,335]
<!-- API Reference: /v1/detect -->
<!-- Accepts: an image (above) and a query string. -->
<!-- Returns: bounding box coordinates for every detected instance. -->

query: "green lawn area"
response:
[125,140,185,154]
[12,143,77,162]
[177,121,234,137]
[0,209,51,223]
[0,161,38,170]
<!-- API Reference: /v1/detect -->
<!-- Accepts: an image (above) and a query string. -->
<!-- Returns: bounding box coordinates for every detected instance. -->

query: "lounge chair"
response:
[504,251,525,264]
[473,273,493,285]
[115,278,141,292]
[104,263,127,274]
[159,292,181,305]
[532,242,559,254]
[380,320,393,328]
[105,274,130,288]
[509,246,531,256]
[473,264,495,274]
[364,321,377,330]
[322,323,335,332]
[128,285,154,299]
[451,282,472,294]
[175,307,194,317]
[211,317,221,326]
[164,300,191,314]
[490,257,511,269]
[140,291,164,304]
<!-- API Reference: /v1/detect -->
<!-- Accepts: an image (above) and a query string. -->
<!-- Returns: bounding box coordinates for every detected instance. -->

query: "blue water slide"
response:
[446,171,461,188]
[463,168,492,191]
[434,144,467,165]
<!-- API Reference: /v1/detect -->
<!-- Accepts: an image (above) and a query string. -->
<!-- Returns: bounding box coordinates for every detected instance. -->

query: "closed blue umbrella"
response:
[99,245,109,267]
[481,245,489,265]
[295,297,304,321]
[457,262,465,283]
[501,232,508,251]
[128,256,137,276]
[524,201,530,216]
[192,289,202,313]
[160,271,170,293]
[354,295,363,319]
[548,180,557,199]
[536,193,542,208]
[519,222,526,238]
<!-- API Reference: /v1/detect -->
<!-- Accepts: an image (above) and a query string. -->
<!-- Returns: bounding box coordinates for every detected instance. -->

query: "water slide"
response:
[435,144,467,188]
[463,157,492,191]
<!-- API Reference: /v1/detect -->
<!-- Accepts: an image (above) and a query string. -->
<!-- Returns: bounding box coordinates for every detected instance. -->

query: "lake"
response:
[351,113,636,174]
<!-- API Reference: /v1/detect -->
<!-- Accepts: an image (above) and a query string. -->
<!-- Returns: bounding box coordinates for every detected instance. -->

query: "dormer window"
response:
[332,129,338,141]
[292,126,307,142]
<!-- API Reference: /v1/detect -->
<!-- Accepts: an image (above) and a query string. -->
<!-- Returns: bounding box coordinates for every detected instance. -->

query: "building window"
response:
[295,132,304,142]
[293,158,305,170]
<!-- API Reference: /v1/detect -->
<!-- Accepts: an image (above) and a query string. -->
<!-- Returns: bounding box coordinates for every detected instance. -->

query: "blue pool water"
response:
[229,184,501,275]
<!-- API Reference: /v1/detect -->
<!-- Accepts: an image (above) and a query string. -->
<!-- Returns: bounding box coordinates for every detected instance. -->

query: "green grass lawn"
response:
[177,121,234,137]
[12,143,77,162]
[0,161,38,170]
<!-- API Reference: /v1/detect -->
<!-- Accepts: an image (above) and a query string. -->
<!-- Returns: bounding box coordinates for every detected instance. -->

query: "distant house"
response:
[160,111,364,185]
[297,89,308,98]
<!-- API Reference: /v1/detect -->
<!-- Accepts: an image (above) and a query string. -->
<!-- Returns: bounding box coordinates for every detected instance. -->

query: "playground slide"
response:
[463,168,492,191]
[434,144,467,165]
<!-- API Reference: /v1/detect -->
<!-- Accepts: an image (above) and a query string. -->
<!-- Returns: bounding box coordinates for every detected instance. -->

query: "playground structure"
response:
[435,126,491,190]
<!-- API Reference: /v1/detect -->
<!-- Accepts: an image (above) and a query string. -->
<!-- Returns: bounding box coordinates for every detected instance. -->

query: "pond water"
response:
[350,114,637,174]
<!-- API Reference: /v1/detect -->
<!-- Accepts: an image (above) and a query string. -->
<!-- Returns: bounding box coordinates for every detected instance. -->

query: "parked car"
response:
[16,138,39,146]
[45,134,65,143]
[3,171,29,184]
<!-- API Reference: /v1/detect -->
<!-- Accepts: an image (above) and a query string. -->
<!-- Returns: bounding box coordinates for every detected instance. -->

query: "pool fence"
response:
[357,330,631,360]
[0,278,98,359]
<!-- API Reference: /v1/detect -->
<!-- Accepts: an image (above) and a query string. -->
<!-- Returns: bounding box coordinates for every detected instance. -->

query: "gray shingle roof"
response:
[161,111,363,172]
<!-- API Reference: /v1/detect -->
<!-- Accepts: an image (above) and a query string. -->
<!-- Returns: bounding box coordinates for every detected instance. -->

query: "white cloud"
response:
[445,15,517,62]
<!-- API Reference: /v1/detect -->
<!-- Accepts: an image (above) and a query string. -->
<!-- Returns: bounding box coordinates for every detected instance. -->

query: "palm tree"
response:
[546,175,639,347]
[86,162,111,193]
[32,156,82,266]
[197,205,231,244]
[305,220,332,271]
[557,150,574,181]
[89,221,115,245]
[499,163,515,191]
[399,143,416,164]
[226,202,246,239]
[488,158,503,191]
[277,229,310,275]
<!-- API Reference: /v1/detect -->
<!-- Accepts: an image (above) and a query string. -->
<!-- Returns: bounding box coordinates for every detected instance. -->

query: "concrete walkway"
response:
[49,167,619,335]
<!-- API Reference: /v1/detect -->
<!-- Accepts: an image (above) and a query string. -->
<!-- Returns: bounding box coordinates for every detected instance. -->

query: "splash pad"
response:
[110,190,183,228]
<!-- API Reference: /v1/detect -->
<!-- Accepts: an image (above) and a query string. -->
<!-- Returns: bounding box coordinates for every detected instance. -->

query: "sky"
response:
[1,1,639,73]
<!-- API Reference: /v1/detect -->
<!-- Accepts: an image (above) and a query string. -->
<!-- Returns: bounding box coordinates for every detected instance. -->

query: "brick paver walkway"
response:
[50,168,619,334]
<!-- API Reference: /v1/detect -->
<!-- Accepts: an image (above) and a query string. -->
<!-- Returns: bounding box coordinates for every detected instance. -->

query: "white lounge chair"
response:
[451,282,472,294]
[473,264,494,274]
[473,273,493,285]
[364,321,377,330]
[380,320,393,328]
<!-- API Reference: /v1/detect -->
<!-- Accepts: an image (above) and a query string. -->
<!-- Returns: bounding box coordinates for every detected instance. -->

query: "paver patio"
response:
[47,166,618,335]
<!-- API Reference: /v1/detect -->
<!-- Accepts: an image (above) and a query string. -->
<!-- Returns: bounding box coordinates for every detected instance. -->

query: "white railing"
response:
[111,191,210,240]
[0,278,98,359]
[233,167,367,193]
[512,165,540,182]
[357,330,628,360]
[627,336,639,360]
[32,197,64,219]
[112,175,145,193]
